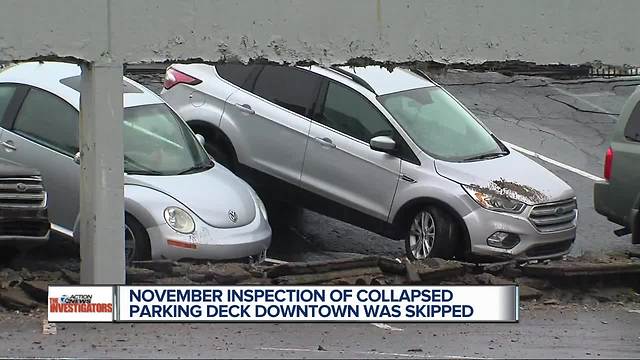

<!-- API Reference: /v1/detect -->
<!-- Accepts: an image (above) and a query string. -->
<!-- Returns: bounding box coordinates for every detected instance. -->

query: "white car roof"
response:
[310,65,435,96]
[0,62,164,109]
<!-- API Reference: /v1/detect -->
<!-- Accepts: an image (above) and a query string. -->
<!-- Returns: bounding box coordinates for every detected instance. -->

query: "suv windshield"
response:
[379,87,504,161]
[123,104,212,175]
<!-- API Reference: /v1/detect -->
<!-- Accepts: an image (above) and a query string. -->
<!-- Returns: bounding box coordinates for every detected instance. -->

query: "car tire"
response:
[125,214,151,263]
[404,206,456,261]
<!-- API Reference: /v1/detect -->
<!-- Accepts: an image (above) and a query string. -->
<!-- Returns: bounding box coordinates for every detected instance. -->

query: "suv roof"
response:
[311,65,435,95]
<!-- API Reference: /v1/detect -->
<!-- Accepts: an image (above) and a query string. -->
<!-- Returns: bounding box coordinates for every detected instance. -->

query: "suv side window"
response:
[216,64,254,89]
[316,81,393,142]
[13,87,79,156]
[0,85,17,123]
[624,100,640,142]
[252,65,322,117]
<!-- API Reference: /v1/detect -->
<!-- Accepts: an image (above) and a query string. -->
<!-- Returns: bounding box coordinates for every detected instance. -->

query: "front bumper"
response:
[149,211,271,261]
[0,207,50,247]
[463,204,576,261]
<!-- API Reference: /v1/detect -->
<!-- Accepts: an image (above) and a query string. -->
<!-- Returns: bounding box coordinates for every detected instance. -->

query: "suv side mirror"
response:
[195,134,206,146]
[370,136,396,153]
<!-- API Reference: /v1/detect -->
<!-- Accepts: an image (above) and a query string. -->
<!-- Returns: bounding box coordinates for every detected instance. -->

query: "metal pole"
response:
[78,61,125,284]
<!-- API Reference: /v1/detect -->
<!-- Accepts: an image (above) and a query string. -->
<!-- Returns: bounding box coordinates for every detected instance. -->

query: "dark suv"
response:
[0,158,50,246]
[594,87,640,244]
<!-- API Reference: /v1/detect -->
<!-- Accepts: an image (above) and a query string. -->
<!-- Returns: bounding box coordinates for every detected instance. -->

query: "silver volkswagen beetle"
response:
[0,62,271,262]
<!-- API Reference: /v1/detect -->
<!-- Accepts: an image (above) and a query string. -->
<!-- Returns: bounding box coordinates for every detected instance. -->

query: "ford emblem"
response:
[15,183,27,192]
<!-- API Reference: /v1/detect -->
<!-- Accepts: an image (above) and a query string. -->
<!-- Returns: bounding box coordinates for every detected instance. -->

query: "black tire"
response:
[204,140,235,172]
[404,206,457,261]
[125,214,151,263]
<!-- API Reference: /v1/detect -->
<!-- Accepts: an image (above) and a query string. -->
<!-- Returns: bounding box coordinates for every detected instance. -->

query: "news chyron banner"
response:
[49,285,518,322]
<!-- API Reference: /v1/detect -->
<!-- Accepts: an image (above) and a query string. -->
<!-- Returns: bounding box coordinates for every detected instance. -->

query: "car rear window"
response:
[252,65,322,117]
[215,64,254,89]
[624,100,640,142]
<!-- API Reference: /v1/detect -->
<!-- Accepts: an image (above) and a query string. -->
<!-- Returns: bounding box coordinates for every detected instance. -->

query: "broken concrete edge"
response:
[121,58,618,81]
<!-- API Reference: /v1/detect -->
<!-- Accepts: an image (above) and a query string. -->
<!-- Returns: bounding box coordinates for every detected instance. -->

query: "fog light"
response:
[487,231,520,249]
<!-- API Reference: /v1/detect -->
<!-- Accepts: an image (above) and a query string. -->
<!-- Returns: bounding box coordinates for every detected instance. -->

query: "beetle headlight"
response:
[462,185,526,214]
[163,207,196,234]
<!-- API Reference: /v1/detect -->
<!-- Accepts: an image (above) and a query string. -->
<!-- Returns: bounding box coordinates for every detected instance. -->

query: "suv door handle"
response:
[1,141,16,151]
[314,137,336,148]
[234,103,255,115]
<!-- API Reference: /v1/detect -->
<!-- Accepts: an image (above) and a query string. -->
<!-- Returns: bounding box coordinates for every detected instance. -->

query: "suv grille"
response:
[0,176,46,209]
[529,198,577,232]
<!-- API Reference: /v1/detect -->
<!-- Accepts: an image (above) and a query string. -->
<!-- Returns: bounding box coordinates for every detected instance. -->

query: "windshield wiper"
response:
[177,161,214,175]
[462,151,508,162]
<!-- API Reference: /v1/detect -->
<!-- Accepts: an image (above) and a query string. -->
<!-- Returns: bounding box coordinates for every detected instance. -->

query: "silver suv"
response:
[161,64,577,261]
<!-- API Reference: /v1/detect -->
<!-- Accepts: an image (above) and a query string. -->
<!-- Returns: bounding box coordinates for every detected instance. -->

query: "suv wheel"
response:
[125,214,151,263]
[405,206,456,260]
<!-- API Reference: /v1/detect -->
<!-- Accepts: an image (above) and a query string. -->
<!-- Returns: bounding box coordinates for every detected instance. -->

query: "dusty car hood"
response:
[125,165,256,228]
[434,151,574,205]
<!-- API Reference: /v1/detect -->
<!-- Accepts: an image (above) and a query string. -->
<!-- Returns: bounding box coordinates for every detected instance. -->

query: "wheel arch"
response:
[391,197,471,256]
[187,120,238,164]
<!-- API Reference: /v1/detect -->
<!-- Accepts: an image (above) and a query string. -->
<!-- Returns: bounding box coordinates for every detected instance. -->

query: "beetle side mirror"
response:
[370,136,396,153]
[195,134,205,147]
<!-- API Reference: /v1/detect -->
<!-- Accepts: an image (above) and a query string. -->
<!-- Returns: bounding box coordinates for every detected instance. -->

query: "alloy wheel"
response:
[408,210,436,259]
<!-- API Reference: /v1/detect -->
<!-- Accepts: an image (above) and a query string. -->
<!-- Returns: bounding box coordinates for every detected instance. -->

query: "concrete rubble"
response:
[0,250,638,313]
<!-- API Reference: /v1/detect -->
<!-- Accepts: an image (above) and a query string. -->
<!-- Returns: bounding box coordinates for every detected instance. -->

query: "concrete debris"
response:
[125,267,156,284]
[519,285,543,300]
[60,269,80,285]
[474,273,515,285]
[0,252,638,314]
[266,256,379,278]
[521,258,640,277]
[131,260,175,275]
[207,263,252,285]
[42,320,57,335]
[20,281,49,303]
[516,277,552,291]
[273,267,383,285]
[0,268,23,289]
[0,287,39,311]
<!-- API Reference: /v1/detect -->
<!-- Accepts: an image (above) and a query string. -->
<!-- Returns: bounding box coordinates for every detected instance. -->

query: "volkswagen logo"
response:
[15,183,27,192]
[228,210,238,223]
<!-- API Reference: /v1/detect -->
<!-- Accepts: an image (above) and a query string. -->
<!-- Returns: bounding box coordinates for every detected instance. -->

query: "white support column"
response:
[79,61,125,285]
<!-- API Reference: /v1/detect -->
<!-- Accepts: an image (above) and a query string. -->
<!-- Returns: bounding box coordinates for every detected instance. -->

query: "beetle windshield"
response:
[123,104,212,175]
[379,87,504,161]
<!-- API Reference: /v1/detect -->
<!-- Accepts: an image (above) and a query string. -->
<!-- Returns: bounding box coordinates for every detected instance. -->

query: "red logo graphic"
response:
[49,296,113,313]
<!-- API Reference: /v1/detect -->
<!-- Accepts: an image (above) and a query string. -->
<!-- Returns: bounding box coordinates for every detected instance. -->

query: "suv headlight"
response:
[462,185,526,214]
[163,207,196,234]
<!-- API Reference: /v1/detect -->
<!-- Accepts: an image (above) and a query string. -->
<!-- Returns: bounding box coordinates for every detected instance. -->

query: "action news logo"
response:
[49,294,113,313]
